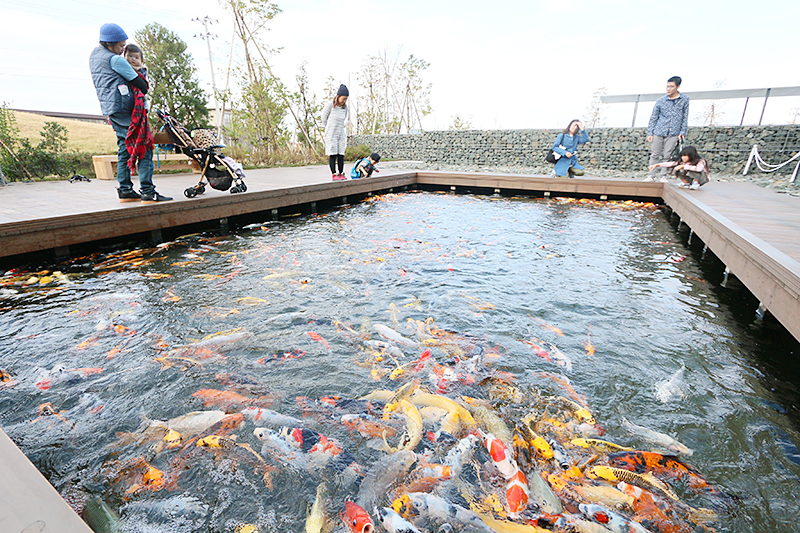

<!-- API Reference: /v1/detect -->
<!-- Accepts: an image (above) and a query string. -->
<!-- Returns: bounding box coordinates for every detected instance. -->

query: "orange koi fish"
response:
[617,482,695,533]
[75,334,101,350]
[341,501,374,533]
[163,288,180,302]
[106,345,124,360]
[583,327,595,356]
[71,367,104,377]
[111,324,136,336]
[192,389,275,413]
[532,371,589,408]
[306,331,331,350]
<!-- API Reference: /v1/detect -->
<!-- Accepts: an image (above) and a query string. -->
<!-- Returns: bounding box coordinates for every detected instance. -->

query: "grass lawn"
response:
[14,111,118,155]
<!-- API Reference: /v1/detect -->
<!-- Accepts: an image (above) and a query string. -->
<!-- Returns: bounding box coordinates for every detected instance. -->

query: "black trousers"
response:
[329,155,344,174]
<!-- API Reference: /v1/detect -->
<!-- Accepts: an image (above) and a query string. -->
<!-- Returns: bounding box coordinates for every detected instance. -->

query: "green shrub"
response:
[345,144,371,161]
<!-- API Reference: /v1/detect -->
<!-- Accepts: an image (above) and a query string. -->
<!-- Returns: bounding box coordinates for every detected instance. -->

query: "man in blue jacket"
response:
[89,23,171,203]
[645,76,690,182]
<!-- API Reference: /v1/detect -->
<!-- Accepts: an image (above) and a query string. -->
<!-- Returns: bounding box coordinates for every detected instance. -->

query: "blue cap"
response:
[337,84,349,97]
[99,23,128,43]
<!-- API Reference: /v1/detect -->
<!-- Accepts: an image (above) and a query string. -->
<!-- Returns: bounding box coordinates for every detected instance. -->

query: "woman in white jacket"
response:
[321,84,349,180]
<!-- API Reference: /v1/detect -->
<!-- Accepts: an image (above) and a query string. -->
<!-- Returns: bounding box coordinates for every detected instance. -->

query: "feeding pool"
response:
[1,191,799,533]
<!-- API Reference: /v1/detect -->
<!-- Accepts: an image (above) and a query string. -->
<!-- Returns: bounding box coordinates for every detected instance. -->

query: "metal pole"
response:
[740,97,749,126]
[631,95,640,128]
[759,88,771,126]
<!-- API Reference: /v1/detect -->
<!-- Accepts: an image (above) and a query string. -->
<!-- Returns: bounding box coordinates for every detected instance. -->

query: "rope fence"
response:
[743,145,800,183]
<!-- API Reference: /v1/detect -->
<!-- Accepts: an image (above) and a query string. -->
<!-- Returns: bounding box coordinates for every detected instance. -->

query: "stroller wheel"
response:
[184,187,198,198]
[197,185,206,195]
[240,183,247,192]
[230,185,241,194]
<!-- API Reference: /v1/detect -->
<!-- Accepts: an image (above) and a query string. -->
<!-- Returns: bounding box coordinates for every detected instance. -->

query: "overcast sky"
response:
[1,0,799,131]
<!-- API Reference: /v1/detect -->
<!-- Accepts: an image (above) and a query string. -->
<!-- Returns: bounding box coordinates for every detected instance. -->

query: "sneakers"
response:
[659,176,669,182]
[689,180,701,190]
[141,191,173,203]
[677,181,690,188]
[642,176,655,182]
[118,188,141,203]
[332,173,346,181]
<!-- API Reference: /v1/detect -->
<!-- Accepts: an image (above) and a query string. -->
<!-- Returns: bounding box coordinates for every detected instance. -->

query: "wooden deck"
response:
[0,165,799,528]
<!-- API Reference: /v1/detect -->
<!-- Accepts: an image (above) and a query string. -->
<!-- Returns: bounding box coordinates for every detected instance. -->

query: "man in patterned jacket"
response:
[645,76,690,182]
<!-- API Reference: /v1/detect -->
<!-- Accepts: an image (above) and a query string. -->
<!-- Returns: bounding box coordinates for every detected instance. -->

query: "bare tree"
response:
[354,48,431,134]
[696,80,726,126]
[584,87,607,128]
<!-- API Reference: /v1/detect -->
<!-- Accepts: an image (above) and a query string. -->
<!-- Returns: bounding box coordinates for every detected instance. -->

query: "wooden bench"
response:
[92,153,200,180]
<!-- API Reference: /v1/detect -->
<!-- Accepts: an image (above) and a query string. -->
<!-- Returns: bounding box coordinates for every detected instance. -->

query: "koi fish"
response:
[532,371,589,407]
[237,296,267,305]
[277,426,364,483]
[192,389,275,413]
[586,465,679,501]
[306,331,331,350]
[75,334,101,350]
[0,369,17,388]
[584,328,595,356]
[374,506,421,533]
[506,469,530,516]
[401,492,494,533]
[374,323,420,349]
[572,483,634,510]
[608,450,713,492]
[380,399,422,453]
[306,483,329,533]
[571,438,633,454]
[36,402,70,424]
[106,457,166,496]
[71,367,104,377]
[579,503,650,533]
[341,501,373,533]
[163,288,180,302]
[529,336,573,370]
[621,418,693,456]
[356,450,417,511]
[533,317,564,336]
[242,406,304,427]
[257,349,306,364]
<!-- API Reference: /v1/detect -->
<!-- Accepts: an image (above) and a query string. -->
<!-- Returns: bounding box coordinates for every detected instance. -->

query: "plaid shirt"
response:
[125,74,154,171]
[648,93,690,137]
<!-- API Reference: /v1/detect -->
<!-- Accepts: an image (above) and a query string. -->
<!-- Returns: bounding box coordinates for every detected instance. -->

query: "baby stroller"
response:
[155,110,247,198]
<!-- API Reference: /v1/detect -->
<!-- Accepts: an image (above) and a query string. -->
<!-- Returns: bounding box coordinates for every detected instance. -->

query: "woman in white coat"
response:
[321,84,349,180]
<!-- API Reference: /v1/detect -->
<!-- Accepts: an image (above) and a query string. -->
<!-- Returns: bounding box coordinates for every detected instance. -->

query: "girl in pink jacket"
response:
[650,146,709,190]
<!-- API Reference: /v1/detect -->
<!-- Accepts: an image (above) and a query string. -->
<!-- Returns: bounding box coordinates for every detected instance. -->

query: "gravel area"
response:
[382,161,800,197]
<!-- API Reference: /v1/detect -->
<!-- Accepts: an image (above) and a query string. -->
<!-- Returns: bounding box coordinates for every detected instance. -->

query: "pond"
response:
[1,191,799,533]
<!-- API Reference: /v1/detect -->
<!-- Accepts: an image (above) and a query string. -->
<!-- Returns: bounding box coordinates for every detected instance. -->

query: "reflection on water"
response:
[1,192,799,533]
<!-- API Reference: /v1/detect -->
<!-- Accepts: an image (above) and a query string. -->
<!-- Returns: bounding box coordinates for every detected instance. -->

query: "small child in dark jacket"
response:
[350,152,381,179]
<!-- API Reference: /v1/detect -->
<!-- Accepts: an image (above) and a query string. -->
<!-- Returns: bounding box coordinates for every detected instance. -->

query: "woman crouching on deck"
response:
[552,119,590,177]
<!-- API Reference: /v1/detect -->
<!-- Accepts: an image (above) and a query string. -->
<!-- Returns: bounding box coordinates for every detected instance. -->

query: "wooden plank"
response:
[663,185,800,340]
[0,429,93,532]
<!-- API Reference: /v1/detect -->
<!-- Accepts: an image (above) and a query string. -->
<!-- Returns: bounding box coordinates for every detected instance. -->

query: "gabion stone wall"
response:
[350,126,800,175]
